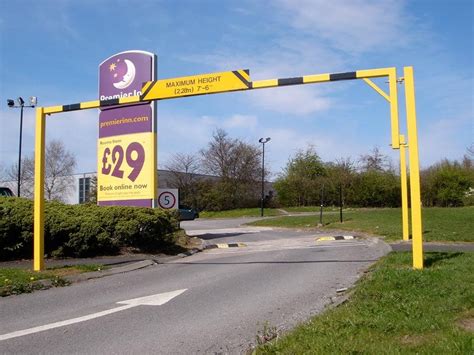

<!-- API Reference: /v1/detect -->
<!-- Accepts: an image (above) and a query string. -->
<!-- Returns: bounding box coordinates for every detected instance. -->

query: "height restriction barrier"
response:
[33,66,423,270]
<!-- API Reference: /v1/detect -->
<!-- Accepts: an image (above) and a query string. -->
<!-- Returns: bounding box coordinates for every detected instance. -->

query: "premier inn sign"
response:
[97,51,157,207]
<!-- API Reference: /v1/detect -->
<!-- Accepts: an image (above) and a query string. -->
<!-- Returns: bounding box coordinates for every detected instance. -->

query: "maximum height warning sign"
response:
[141,69,251,100]
[158,189,179,209]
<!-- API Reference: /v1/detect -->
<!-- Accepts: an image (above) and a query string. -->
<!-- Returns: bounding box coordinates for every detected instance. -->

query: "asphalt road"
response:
[0,218,390,354]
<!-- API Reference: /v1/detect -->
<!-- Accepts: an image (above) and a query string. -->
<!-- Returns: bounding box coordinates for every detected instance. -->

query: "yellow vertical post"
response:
[404,67,423,269]
[34,107,46,271]
[399,135,409,241]
[388,68,400,149]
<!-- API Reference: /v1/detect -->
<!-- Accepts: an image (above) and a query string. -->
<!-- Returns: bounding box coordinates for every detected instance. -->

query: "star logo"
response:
[109,62,117,71]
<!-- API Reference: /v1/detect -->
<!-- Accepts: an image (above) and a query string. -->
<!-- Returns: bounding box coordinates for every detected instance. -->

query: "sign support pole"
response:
[404,66,423,269]
[34,107,45,271]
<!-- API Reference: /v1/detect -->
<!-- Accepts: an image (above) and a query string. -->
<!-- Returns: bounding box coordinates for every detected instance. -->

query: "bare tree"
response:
[6,139,76,201]
[5,157,35,197]
[44,140,76,201]
[0,163,8,183]
[359,147,391,172]
[200,129,263,209]
[200,129,237,179]
[200,129,261,182]
[467,144,474,157]
[165,153,201,205]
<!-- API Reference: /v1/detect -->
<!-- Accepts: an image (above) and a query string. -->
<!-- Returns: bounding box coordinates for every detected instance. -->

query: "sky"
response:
[0,0,473,179]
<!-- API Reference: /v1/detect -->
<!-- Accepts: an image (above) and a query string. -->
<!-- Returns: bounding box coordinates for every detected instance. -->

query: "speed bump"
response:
[205,242,247,250]
[315,235,356,242]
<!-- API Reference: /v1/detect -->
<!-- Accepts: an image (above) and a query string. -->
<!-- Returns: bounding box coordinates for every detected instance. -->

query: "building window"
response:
[79,177,91,204]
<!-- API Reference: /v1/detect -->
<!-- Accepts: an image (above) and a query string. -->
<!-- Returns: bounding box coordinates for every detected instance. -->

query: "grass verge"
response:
[282,206,342,213]
[200,208,283,218]
[0,264,105,297]
[247,207,474,242]
[256,252,474,354]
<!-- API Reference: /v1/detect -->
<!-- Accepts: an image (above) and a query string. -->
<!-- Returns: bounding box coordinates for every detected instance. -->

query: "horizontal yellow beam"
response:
[40,67,400,116]
[43,106,63,114]
[357,68,393,79]
[252,79,278,89]
[120,96,141,104]
[303,74,330,84]
[80,100,100,109]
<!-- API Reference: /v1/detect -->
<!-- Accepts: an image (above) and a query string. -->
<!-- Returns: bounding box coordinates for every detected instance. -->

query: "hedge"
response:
[0,197,180,261]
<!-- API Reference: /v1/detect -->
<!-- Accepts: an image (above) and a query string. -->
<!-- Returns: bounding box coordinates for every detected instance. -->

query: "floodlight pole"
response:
[7,97,36,197]
[17,105,24,197]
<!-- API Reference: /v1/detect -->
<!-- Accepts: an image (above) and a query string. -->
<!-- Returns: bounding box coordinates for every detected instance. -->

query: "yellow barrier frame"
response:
[33,66,423,270]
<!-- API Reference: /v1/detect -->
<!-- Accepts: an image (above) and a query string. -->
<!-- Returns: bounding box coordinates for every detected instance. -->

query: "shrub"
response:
[0,197,180,261]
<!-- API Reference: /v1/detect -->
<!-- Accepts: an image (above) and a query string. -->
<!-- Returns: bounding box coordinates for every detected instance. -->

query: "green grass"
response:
[256,252,474,354]
[200,208,283,218]
[0,264,106,296]
[248,207,474,242]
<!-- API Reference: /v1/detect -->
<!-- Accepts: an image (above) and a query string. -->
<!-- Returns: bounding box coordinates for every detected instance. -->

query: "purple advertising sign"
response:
[99,105,152,138]
[97,51,157,208]
[99,51,154,109]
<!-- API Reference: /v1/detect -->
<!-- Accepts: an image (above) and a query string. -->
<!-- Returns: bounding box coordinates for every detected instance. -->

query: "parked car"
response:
[178,205,199,221]
[0,187,14,197]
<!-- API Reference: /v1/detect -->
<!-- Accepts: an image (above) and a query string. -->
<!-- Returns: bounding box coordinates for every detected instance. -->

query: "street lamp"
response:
[258,137,271,217]
[7,96,37,197]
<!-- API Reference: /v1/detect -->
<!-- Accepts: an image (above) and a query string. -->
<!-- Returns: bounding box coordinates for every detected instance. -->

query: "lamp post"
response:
[258,137,271,217]
[7,96,37,197]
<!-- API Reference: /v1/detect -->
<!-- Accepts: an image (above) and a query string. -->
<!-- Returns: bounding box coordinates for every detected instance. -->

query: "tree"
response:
[200,129,262,209]
[165,153,201,206]
[324,157,355,206]
[358,147,392,172]
[6,139,76,201]
[5,157,35,198]
[421,159,472,207]
[0,163,7,183]
[351,169,400,207]
[274,146,326,206]
[44,140,76,201]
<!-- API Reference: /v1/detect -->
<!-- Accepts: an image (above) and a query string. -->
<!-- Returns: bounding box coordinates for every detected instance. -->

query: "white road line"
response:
[0,289,187,342]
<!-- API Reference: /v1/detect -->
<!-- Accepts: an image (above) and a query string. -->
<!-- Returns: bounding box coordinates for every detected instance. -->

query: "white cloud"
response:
[250,86,332,116]
[0,108,99,174]
[419,114,472,167]
[274,0,411,54]
[223,114,258,129]
[157,110,260,167]
[45,110,99,173]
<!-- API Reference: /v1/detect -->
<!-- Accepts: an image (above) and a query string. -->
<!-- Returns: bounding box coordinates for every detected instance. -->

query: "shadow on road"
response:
[167,259,379,265]
[195,232,249,240]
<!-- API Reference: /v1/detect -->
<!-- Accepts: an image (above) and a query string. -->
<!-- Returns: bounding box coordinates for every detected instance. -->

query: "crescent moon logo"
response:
[113,59,136,90]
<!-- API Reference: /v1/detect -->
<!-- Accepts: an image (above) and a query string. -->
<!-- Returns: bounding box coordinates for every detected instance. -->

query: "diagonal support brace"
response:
[363,78,390,102]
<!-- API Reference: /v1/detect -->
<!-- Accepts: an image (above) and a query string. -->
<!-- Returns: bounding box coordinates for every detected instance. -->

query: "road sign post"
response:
[158,189,179,210]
